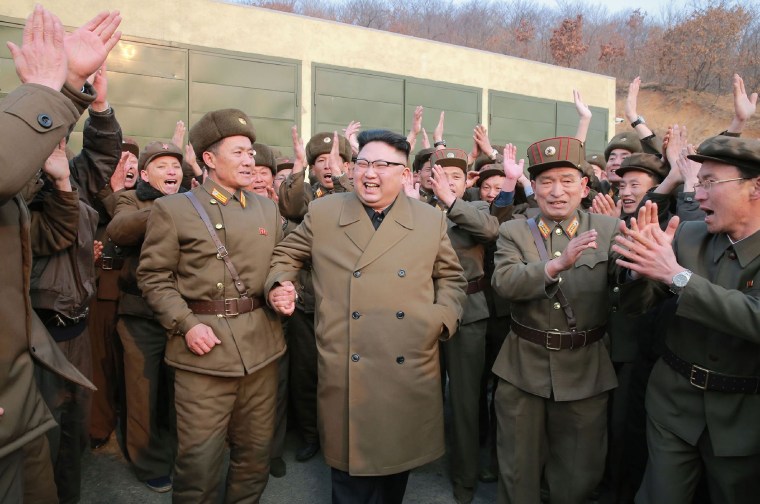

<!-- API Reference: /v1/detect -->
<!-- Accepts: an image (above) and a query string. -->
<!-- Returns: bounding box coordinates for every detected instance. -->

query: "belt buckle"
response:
[569,330,587,350]
[690,364,711,390]
[101,256,113,270]
[546,331,562,351]
[217,246,229,259]
[224,298,239,317]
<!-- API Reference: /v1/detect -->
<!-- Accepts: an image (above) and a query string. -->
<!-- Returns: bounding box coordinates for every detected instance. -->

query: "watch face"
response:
[674,271,690,287]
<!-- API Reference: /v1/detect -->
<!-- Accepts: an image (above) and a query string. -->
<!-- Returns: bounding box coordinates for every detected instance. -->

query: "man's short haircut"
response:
[357,130,410,162]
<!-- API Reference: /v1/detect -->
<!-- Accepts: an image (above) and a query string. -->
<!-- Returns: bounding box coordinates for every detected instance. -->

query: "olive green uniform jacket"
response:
[0,83,96,459]
[137,179,285,377]
[634,222,760,457]
[266,192,467,475]
[491,210,620,401]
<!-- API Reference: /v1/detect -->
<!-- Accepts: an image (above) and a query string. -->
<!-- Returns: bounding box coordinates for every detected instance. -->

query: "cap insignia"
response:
[238,117,247,125]
[324,137,331,143]
[446,152,455,158]
[545,146,556,156]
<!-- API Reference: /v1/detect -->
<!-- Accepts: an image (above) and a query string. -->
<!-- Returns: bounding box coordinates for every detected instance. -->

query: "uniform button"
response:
[613,286,620,293]
[351,353,360,362]
[353,270,361,278]
[215,223,223,230]
[708,354,719,362]
[113,245,121,253]
[398,269,406,277]
[352,311,361,319]
[611,306,618,312]
[553,302,561,310]
[396,356,405,364]
[396,311,405,319]
[553,251,561,258]
[216,282,224,291]
[555,228,562,235]
[210,199,218,205]
[37,113,52,128]
[728,251,737,260]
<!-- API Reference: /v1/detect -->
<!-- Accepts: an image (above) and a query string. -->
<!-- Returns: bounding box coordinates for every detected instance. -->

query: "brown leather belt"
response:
[662,348,760,394]
[511,318,605,350]
[185,296,264,317]
[466,277,488,295]
[95,256,124,270]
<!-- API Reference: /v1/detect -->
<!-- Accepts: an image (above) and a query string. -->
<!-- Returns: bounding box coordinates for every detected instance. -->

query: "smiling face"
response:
[479,174,505,204]
[695,160,759,240]
[203,135,254,193]
[140,155,182,195]
[606,148,632,184]
[618,170,657,215]
[124,152,138,189]
[354,141,408,211]
[248,165,274,197]
[532,167,587,222]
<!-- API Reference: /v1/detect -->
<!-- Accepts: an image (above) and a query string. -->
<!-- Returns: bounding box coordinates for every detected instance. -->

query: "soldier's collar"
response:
[203,179,247,208]
[714,229,760,267]
[537,212,580,240]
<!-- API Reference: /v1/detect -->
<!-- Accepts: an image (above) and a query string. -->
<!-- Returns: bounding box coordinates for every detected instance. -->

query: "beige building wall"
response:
[0,0,615,139]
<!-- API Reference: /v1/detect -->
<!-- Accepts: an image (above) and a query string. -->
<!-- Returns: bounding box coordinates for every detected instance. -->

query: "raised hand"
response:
[327,131,344,177]
[109,151,130,192]
[44,139,72,191]
[590,193,622,218]
[172,120,186,149]
[421,128,430,149]
[430,164,456,207]
[402,173,421,199]
[343,120,361,155]
[433,111,445,145]
[573,89,592,120]
[733,73,757,124]
[291,125,306,173]
[7,5,68,90]
[64,10,122,89]
[625,76,641,123]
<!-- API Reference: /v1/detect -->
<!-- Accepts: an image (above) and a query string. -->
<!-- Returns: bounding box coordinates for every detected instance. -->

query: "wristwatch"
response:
[631,115,646,128]
[434,140,447,148]
[669,269,692,295]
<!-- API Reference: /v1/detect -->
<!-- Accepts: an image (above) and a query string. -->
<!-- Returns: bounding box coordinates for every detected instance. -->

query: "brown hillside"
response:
[614,82,760,145]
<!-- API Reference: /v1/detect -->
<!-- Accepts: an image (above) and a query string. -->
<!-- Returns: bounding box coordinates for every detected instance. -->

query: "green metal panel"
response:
[555,102,609,155]
[0,23,22,100]
[313,66,405,136]
[490,91,609,160]
[189,52,298,155]
[489,91,556,158]
[404,80,480,151]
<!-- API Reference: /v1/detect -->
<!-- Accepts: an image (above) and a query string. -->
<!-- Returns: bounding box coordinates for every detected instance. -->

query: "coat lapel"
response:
[354,194,414,270]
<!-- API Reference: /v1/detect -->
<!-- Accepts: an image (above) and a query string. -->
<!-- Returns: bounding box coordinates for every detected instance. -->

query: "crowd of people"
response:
[2,4,760,504]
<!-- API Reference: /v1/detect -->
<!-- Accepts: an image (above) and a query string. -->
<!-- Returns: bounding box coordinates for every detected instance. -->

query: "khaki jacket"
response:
[277,169,352,220]
[491,210,620,401]
[446,199,499,324]
[635,222,760,457]
[0,83,96,458]
[266,192,467,475]
[137,179,285,377]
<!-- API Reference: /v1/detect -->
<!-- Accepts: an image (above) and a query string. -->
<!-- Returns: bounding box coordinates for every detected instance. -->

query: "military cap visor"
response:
[687,135,760,174]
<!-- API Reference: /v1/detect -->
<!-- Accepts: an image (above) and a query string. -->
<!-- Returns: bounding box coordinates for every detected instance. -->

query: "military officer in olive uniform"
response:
[492,137,626,504]
[614,135,760,504]
[137,109,285,503]
[426,149,499,503]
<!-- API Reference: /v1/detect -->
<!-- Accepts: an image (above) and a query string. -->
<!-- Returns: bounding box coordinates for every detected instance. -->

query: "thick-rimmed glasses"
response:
[693,177,753,191]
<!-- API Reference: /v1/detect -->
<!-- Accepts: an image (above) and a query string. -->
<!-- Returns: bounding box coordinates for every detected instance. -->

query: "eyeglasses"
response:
[354,158,406,171]
[693,177,753,191]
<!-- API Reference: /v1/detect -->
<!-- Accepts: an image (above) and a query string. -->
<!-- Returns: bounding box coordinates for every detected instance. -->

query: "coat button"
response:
[728,251,737,260]
[351,353,360,362]
[613,286,620,293]
[210,199,218,205]
[353,270,361,278]
[352,311,361,319]
[555,228,562,235]
[216,282,224,291]
[215,223,223,230]
[37,113,52,128]
[396,311,404,319]
[553,302,561,310]
[396,356,405,364]
[398,269,406,277]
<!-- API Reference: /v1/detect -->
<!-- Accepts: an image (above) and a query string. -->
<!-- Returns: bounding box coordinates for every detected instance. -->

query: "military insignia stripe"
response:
[537,219,551,239]
[211,188,229,205]
[566,217,579,238]
[239,193,246,209]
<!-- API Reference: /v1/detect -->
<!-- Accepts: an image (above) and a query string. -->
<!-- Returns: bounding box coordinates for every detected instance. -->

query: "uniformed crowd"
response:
[2,5,760,504]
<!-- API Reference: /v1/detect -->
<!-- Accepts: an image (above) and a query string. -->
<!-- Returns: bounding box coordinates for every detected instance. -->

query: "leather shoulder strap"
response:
[527,217,577,331]
[184,192,248,298]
